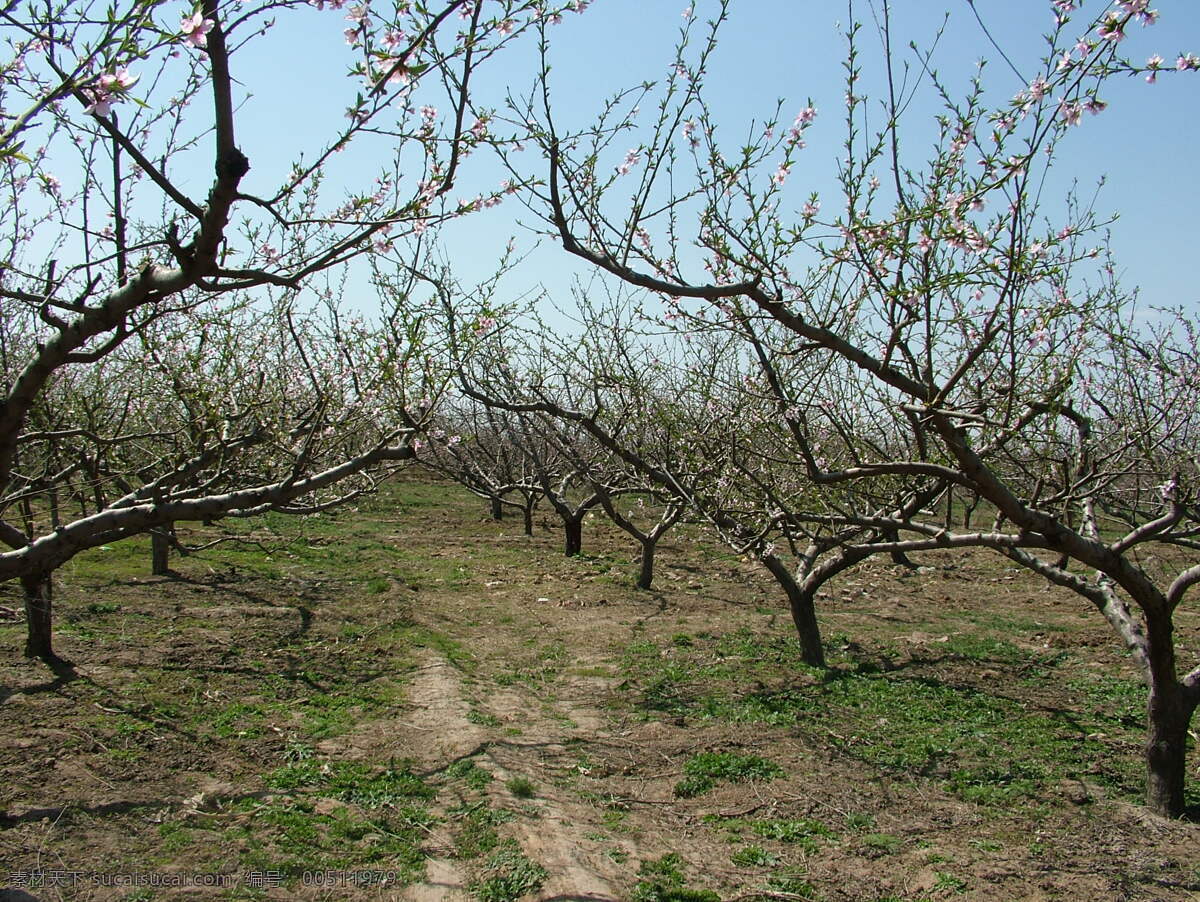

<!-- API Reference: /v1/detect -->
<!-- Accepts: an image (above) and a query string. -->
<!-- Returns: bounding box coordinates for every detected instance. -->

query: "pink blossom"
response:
[801,200,820,217]
[616,148,640,176]
[1057,100,1083,126]
[498,18,515,35]
[681,119,699,148]
[1097,14,1125,42]
[180,11,214,48]
[84,93,114,116]
[771,163,790,186]
[100,68,137,92]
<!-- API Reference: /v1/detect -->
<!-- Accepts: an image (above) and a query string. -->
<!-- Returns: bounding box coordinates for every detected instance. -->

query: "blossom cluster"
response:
[83,68,138,117]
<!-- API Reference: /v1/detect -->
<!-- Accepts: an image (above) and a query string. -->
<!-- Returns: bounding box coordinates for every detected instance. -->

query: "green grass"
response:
[630,853,719,902]
[469,840,548,902]
[862,832,902,853]
[730,844,776,867]
[228,797,432,880]
[505,776,536,799]
[674,751,784,798]
[453,804,513,859]
[621,627,1154,806]
[751,817,835,851]
[448,758,494,791]
[211,701,270,739]
[266,758,435,806]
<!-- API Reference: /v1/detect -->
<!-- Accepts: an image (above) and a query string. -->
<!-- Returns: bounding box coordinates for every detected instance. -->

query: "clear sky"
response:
[228,0,1200,320]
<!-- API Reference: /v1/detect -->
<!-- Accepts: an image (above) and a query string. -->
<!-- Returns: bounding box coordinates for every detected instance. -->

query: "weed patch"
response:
[674,751,784,798]
[469,839,548,902]
[631,853,720,902]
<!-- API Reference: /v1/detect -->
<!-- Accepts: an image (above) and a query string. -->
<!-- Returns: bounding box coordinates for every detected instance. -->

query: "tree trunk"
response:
[490,496,504,521]
[636,539,656,590]
[151,526,172,575]
[1145,682,1194,817]
[522,503,534,537]
[563,516,583,556]
[883,529,916,569]
[962,494,979,530]
[22,572,57,663]
[761,555,825,668]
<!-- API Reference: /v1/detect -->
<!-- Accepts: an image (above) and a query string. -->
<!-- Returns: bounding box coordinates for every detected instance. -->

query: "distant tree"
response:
[417,397,545,536]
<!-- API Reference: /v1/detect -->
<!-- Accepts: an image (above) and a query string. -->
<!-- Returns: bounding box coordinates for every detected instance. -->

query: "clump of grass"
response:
[506,776,536,799]
[266,758,434,807]
[750,817,835,852]
[674,751,784,798]
[453,804,512,859]
[448,758,494,791]
[630,853,719,902]
[730,844,776,867]
[469,840,547,902]
[862,832,901,853]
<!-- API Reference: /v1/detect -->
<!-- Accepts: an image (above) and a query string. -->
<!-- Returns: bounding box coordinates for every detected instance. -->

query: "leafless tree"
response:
[512,0,1200,815]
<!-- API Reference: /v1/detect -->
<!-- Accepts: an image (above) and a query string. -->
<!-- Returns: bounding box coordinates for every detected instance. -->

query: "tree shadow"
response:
[0,657,86,705]
[0,786,273,829]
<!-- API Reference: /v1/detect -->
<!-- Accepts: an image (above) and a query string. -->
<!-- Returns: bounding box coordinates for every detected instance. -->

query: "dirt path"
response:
[388,650,623,901]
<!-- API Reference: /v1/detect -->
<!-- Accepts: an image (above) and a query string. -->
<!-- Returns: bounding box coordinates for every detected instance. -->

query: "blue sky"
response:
[230,0,1200,318]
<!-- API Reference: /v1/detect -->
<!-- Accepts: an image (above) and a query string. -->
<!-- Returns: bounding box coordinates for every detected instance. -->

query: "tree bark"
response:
[761,555,825,668]
[522,503,534,537]
[636,539,656,590]
[22,572,56,663]
[1145,681,1194,817]
[490,496,504,521]
[151,526,172,575]
[564,516,583,556]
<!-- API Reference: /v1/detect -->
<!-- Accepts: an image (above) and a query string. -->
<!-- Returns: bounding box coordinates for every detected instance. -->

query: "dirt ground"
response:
[1,475,1199,901]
